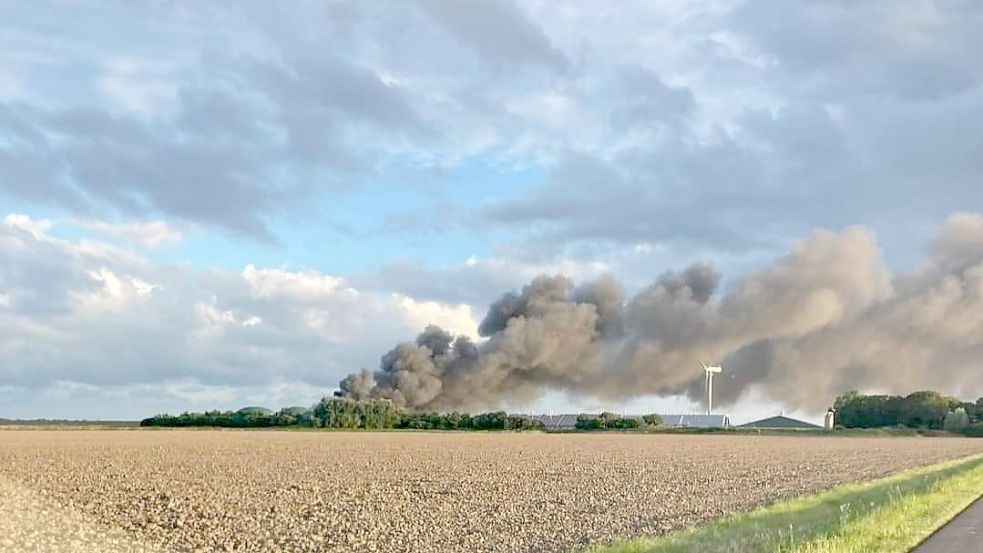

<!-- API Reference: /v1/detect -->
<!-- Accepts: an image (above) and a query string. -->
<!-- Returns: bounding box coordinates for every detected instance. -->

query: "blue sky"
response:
[1,1,982,422]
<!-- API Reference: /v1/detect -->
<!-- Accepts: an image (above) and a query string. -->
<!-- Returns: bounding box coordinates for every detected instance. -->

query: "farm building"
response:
[528,413,730,430]
[530,414,582,430]
[738,415,820,429]
[659,414,730,428]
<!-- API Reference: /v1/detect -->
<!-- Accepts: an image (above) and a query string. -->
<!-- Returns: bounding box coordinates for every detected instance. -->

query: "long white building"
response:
[528,413,730,430]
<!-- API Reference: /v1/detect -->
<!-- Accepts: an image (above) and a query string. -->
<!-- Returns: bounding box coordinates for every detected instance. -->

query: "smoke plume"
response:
[339,214,983,412]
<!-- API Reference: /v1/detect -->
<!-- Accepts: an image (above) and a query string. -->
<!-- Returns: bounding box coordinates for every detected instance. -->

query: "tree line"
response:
[141,398,544,431]
[394,410,546,431]
[574,413,663,430]
[139,406,312,428]
[140,398,667,432]
[833,390,983,435]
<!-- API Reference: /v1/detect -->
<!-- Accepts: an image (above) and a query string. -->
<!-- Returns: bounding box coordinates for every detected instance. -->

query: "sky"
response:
[1,0,982,423]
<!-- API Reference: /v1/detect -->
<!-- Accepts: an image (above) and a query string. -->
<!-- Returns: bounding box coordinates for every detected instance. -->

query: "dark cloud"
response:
[728,0,983,101]
[479,145,774,252]
[608,66,696,130]
[5,1,982,255]
[418,0,569,73]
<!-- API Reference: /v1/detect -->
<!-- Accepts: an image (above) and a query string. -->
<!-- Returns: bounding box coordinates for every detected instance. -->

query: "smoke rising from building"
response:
[339,213,983,412]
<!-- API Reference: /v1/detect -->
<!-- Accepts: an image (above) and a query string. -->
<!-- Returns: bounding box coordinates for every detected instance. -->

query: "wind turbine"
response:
[699,361,723,416]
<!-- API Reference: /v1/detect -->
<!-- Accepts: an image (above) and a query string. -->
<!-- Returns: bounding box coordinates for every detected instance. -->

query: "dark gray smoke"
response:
[340,213,983,412]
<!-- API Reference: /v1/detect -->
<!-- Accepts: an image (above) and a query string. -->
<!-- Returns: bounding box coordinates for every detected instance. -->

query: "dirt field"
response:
[0,430,980,553]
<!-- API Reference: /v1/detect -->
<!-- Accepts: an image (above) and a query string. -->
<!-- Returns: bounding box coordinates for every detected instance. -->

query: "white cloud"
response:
[241,264,357,301]
[0,216,485,417]
[74,268,160,314]
[241,315,262,327]
[394,295,478,339]
[3,213,52,239]
[131,278,158,296]
[76,219,183,248]
[193,300,238,334]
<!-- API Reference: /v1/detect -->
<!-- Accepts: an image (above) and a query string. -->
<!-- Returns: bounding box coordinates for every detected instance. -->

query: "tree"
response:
[277,406,312,426]
[832,390,974,430]
[642,414,663,426]
[445,412,463,429]
[575,414,600,430]
[833,391,865,427]
[506,416,545,431]
[311,397,399,429]
[607,417,640,429]
[943,408,970,432]
[472,411,507,430]
[901,391,956,429]
[574,413,641,430]
[958,402,977,425]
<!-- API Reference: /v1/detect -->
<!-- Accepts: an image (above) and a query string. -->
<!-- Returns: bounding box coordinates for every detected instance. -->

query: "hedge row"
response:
[141,399,541,431]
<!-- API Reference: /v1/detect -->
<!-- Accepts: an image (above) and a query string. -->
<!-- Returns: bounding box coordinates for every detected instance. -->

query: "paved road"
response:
[912,497,983,553]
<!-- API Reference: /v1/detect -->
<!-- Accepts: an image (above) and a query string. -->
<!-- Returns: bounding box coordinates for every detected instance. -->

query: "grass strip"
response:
[591,453,983,553]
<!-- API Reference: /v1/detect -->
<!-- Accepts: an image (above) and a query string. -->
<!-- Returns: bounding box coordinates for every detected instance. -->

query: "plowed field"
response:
[1,430,980,552]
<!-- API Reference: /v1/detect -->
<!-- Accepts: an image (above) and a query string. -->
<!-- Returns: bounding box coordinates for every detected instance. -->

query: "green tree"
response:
[472,411,507,430]
[575,414,599,430]
[445,412,463,429]
[642,414,663,426]
[506,416,544,431]
[311,397,399,429]
[901,391,956,429]
[833,391,863,427]
[943,408,970,432]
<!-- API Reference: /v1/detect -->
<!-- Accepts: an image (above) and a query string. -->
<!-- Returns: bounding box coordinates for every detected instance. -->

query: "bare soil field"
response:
[0,430,980,553]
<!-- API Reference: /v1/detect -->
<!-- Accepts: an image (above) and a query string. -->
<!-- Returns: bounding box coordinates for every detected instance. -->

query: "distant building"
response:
[659,414,730,428]
[738,415,820,430]
[526,413,730,430]
[529,414,582,430]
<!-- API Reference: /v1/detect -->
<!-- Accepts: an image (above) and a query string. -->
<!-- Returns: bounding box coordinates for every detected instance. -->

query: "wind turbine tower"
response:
[700,362,723,416]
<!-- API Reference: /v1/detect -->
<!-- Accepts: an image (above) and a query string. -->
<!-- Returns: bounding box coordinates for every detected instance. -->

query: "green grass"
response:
[590,453,983,553]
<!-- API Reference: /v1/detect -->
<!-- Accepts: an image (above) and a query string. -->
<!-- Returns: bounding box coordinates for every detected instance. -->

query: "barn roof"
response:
[659,414,730,428]
[738,415,820,429]
[526,413,730,429]
[530,414,581,429]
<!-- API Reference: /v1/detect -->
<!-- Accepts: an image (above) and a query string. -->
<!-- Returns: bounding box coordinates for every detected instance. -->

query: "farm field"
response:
[0,431,981,553]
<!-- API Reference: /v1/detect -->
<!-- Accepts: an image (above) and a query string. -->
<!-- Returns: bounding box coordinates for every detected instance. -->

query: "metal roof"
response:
[659,414,730,428]
[526,413,730,429]
[737,415,820,429]
[530,414,582,429]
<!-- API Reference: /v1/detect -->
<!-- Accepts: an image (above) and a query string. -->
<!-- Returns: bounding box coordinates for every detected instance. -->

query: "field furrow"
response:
[1,430,981,553]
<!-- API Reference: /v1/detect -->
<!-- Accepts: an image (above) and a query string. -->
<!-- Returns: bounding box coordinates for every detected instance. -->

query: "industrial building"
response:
[738,415,820,430]
[528,413,730,430]
[659,414,730,428]
[530,414,581,430]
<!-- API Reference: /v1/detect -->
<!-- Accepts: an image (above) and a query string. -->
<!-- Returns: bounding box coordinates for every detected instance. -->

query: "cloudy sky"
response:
[2,1,981,422]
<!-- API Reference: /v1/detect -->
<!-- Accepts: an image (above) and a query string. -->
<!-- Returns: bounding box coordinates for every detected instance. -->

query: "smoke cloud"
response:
[339,214,983,412]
